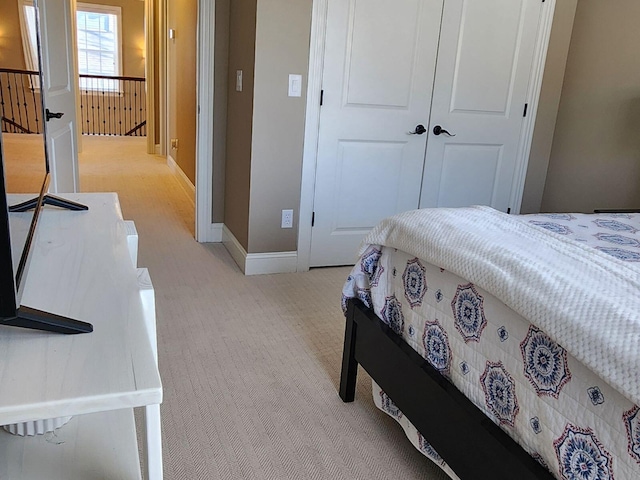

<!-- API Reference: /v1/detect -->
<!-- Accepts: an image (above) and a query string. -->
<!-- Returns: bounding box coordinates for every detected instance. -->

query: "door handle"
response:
[409,124,427,135]
[433,125,455,137]
[45,109,64,121]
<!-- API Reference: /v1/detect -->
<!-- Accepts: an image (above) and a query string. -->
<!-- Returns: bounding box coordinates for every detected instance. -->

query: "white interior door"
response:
[36,0,80,193]
[419,0,542,211]
[310,0,443,267]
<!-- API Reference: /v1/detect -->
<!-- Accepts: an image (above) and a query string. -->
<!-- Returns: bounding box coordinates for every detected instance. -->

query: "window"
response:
[76,4,122,91]
[19,2,122,92]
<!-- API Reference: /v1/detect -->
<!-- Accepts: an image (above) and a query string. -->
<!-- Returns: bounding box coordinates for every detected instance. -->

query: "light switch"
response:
[288,74,302,97]
[236,70,243,92]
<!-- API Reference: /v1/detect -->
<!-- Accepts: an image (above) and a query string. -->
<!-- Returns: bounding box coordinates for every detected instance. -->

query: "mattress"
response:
[342,210,640,480]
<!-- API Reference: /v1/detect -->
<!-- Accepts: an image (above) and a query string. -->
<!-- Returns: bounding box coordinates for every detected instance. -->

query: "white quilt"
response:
[359,206,640,406]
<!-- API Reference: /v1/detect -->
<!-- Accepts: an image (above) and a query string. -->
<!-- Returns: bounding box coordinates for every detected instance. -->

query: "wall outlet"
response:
[281,209,293,228]
[170,138,179,149]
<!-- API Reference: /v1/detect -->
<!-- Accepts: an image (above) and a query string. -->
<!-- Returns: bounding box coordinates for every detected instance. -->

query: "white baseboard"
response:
[200,223,223,243]
[154,144,161,155]
[222,225,298,275]
[167,155,195,205]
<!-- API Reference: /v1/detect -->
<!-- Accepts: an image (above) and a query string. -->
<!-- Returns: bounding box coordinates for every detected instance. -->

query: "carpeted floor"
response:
[6,134,449,479]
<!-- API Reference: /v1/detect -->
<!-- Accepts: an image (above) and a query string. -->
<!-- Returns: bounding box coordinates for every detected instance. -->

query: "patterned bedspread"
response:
[342,210,640,480]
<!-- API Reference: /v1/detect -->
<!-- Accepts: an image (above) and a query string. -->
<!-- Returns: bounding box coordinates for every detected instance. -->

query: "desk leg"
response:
[143,404,163,480]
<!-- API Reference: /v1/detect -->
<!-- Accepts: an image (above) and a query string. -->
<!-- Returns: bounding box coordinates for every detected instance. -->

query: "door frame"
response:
[195,0,216,242]
[296,0,558,272]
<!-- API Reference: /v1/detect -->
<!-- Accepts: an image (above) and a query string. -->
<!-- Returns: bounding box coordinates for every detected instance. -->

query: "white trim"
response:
[158,0,167,156]
[298,0,556,268]
[195,0,216,243]
[222,225,247,273]
[145,0,155,155]
[510,0,557,214]
[154,144,161,155]
[297,0,328,273]
[223,226,298,275]
[167,154,195,205]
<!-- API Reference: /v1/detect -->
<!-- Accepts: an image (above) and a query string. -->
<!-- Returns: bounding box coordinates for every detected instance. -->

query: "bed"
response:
[339,206,640,480]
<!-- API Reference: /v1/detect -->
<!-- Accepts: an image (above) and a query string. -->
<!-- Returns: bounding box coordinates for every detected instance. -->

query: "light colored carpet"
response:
[7,134,450,479]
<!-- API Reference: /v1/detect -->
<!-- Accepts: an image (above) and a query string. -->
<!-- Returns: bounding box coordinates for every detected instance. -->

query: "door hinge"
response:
[320,90,324,106]
[523,103,528,117]
[311,212,315,227]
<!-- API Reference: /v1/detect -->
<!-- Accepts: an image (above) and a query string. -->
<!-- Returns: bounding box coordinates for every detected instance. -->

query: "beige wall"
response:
[520,0,578,214]
[247,0,311,253]
[224,0,257,250]
[0,1,26,70]
[167,0,197,183]
[540,0,640,212]
[0,0,144,77]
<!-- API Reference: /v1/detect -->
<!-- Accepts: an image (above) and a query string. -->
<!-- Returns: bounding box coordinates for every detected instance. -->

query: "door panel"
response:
[450,0,524,114]
[437,145,503,207]
[310,0,443,266]
[420,0,542,211]
[345,0,423,108]
[37,0,80,193]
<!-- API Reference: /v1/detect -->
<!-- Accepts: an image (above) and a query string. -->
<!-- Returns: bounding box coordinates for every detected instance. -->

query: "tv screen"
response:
[0,0,91,334]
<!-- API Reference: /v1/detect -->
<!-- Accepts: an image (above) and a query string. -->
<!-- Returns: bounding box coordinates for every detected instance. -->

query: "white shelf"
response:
[4,193,162,479]
[0,408,142,480]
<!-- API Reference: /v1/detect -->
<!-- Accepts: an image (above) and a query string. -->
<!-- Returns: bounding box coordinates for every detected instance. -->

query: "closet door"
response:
[310,0,443,267]
[419,0,543,211]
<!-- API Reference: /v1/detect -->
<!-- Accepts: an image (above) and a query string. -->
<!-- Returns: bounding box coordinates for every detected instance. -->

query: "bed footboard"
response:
[339,298,554,480]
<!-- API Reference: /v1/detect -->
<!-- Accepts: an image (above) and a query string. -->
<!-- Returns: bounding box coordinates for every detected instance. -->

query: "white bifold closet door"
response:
[310,0,543,267]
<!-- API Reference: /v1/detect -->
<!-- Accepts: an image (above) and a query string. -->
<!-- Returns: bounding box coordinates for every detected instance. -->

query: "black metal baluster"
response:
[0,73,7,133]
[31,72,40,134]
[8,73,18,133]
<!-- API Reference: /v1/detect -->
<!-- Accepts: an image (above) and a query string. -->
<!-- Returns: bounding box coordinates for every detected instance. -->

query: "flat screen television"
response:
[0,0,92,334]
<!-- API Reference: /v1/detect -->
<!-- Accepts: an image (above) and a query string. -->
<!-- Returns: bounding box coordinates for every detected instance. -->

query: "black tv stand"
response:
[9,194,88,213]
[2,305,93,334]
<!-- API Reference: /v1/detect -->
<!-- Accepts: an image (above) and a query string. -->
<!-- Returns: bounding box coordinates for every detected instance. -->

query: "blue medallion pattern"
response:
[379,391,402,420]
[529,221,573,235]
[451,283,486,343]
[356,288,372,309]
[381,295,404,335]
[520,326,571,398]
[341,294,349,315]
[540,214,576,221]
[435,289,443,302]
[595,247,640,262]
[593,219,638,233]
[594,233,640,248]
[460,361,469,375]
[422,320,452,375]
[402,258,427,308]
[554,425,613,480]
[623,405,640,466]
[497,326,509,342]
[587,386,605,406]
[408,325,415,338]
[360,247,384,287]
[530,416,542,434]
[418,433,445,466]
[480,361,519,428]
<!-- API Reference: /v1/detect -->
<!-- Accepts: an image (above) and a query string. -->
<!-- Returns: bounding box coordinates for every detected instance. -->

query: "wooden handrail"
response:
[0,67,39,76]
[79,74,145,82]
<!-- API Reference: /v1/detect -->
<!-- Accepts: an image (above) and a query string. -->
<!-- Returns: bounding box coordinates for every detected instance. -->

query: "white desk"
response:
[0,193,163,480]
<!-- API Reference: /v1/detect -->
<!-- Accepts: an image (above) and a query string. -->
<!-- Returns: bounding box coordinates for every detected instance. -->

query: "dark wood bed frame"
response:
[339,298,555,480]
